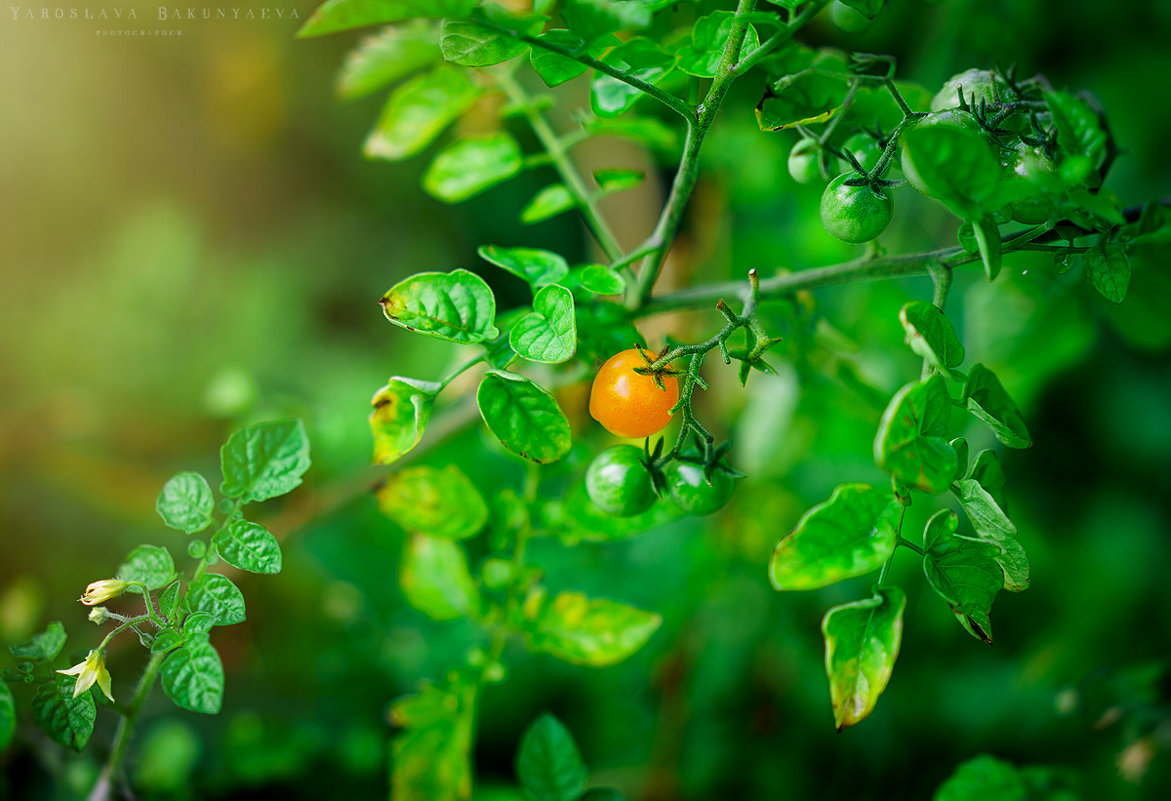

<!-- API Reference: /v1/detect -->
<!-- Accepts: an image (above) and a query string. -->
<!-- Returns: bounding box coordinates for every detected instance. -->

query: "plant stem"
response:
[495,70,623,262]
[629,0,760,308]
[88,652,164,801]
[480,19,694,120]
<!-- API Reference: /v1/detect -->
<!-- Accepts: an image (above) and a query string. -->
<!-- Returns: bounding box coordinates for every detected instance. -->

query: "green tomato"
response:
[585,445,655,517]
[899,109,982,197]
[665,461,735,517]
[837,132,883,174]
[788,137,823,184]
[930,68,1007,112]
[829,1,873,34]
[820,174,893,244]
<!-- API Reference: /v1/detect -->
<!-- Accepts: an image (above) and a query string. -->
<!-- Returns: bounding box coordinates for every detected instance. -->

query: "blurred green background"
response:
[1,0,1169,798]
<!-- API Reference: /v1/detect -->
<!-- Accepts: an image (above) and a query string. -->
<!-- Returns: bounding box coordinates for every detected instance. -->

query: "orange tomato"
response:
[588,348,680,438]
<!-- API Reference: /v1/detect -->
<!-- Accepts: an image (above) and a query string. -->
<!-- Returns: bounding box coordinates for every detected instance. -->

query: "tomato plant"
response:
[3,1,1170,800]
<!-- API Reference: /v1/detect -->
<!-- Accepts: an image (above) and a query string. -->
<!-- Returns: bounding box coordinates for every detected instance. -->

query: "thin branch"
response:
[496,70,623,262]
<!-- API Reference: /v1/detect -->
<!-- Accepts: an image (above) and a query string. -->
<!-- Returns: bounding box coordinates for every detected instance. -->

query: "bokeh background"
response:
[1,0,1169,798]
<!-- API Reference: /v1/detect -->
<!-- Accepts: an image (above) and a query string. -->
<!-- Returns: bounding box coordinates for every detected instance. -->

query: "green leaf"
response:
[590,38,675,119]
[363,66,480,162]
[516,714,589,801]
[0,679,16,751]
[151,630,183,654]
[182,612,215,636]
[376,465,489,539]
[962,364,1031,448]
[593,168,644,195]
[423,132,524,202]
[840,0,884,17]
[582,115,680,153]
[521,184,578,224]
[769,483,900,591]
[117,545,177,590]
[822,586,906,731]
[966,449,1007,510]
[370,377,439,465]
[922,510,1002,643]
[676,11,760,78]
[525,591,662,667]
[33,674,95,751]
[220,419,311,503]
[158,581,181,620]
[440,18,527,67]
[1085,242,1131,304]
[952,479,1029,592]
[10,621,67,662]
[161,639,224,715]
[212,520,282,575]
[1045,91,1107,170]
[337,21,442,100]
[934,754,1027,801]
[901,123,1000,217]
[477,371,573,464]
[756,71,850,131]
[510,285,577,364]
[186,574,246,626]
[574,264,626,296]
[379,268,500,344]
[531,29,609,87]
[297,0,478,38]
[390,673,476,801]
[972,215,1002,281]
[561,0,652,43]
[399,534,480,621]
[873,375,959,494]
[899,301,965,371]
[478,245,570,287]
[156,472,215,534]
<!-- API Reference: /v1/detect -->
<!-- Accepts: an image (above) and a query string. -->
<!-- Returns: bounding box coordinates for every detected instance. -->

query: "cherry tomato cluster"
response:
[585,348,737,518]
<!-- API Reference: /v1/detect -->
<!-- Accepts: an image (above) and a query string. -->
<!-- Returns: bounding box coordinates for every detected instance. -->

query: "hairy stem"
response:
[88,652,164,801]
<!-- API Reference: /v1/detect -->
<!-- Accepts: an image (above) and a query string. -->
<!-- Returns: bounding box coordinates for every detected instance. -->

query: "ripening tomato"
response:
[589,348,680,439]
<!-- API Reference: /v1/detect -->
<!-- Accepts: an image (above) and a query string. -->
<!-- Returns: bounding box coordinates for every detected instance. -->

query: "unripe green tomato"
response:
[838,132,883,174]
[930,68,1006,112]
[665,462,735,517]
[1010,198,1052,225]
[585,445,655,517]
[820,174,893,244]
[829,1,872,34]
[899,110,981,197]
[788,137,823,184]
